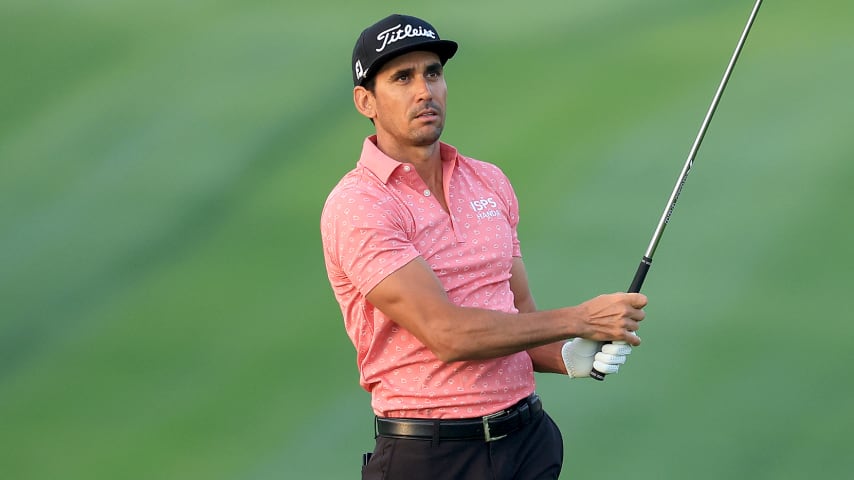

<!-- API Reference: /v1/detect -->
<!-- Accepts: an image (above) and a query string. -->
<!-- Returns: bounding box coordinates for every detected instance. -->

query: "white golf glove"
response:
[561,338,633,379]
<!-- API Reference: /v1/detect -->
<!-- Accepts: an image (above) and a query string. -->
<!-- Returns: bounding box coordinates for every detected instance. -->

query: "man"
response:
[321,14,648,480]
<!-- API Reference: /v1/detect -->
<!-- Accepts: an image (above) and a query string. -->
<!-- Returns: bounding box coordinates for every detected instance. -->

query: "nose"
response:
[414,74,434,102]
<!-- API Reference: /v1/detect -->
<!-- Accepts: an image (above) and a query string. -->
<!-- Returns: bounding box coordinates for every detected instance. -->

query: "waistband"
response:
[375,393,543,443]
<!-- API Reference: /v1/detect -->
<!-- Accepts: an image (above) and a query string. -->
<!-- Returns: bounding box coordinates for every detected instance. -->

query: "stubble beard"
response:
[410,123,443,147]
[407,99,445,147]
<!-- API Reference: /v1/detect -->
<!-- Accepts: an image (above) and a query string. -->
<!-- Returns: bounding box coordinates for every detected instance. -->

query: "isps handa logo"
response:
[469,197,501,220]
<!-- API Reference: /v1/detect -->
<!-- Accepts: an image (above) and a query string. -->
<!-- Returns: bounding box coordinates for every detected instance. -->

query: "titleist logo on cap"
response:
[375,24,437,52]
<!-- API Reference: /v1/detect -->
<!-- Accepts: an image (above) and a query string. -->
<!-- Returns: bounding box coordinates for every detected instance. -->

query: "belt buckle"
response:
[482,410,508,442]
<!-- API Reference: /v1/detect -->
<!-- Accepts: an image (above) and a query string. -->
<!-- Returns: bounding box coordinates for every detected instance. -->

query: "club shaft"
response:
[590,0,762,381]
[642,0,763,264]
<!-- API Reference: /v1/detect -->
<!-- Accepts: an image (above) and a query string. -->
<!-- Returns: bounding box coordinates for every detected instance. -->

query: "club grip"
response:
[590,256,652,381]
[628,256,652,294]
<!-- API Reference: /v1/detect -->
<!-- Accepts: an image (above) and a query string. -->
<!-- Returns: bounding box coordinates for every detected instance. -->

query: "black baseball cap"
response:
[352,14,458,87]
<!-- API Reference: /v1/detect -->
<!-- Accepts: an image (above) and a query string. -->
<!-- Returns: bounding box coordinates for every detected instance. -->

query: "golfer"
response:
[321,14,648,480]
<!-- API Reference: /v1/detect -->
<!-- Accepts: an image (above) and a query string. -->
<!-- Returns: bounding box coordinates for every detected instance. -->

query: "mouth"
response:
[414,107,440,121]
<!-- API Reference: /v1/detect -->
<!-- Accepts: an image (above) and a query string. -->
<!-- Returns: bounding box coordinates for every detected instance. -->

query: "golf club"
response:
[590,0,763,381]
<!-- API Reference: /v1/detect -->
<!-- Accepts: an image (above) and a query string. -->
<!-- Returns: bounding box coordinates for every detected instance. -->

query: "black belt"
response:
[375,394,542,442]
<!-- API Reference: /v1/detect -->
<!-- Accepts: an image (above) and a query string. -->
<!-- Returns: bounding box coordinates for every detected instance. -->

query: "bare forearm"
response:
[507,259,567,373]
[516,295,570,374]
[528,342,569,374]
[365,257,645,365]
[428,304,577,363]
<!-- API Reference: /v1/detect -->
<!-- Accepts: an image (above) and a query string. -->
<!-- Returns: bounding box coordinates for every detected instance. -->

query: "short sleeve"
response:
[321,181,420,297]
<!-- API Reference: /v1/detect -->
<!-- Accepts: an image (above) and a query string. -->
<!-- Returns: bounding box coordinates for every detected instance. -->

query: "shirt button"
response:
[403,165,411,172]
[424,190,431,197]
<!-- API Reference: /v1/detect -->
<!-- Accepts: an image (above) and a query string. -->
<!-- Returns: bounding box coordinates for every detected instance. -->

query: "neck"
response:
[375,135,440,164]
[376,135,442,175]
[375,136,447,211]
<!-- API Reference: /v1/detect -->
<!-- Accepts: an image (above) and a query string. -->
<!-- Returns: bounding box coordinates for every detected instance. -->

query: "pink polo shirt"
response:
[321,136,535,419]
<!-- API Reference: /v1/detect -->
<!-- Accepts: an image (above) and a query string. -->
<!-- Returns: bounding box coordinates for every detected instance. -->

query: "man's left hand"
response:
[561,338,633,379]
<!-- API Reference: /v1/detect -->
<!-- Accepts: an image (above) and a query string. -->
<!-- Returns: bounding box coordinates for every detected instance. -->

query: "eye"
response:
[395,72,410,82]
[425,65,443,80]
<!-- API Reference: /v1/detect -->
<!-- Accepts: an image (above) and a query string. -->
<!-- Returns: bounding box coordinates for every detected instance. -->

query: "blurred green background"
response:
[2,0,852,478]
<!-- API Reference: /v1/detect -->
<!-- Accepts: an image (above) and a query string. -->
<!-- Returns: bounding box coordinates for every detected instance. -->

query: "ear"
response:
[353,86,376,121]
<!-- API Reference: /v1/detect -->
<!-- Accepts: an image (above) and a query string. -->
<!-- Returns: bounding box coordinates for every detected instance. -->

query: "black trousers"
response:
[362,409,563,480]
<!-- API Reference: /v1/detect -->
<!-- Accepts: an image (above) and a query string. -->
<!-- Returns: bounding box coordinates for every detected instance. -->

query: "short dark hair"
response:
[363,75,376,93]
[361,76,376,124]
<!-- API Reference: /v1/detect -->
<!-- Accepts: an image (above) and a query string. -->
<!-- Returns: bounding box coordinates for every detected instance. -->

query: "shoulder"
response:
[322,167,385,213]
[321,166,412,234]
[455,153,516,199]
[453,150,511,181]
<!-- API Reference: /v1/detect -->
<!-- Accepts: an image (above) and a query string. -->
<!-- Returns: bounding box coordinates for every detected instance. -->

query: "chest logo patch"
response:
[470,197,501,220]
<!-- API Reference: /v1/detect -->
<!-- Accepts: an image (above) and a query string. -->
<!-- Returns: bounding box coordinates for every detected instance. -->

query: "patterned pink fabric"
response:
[321,136,535,418]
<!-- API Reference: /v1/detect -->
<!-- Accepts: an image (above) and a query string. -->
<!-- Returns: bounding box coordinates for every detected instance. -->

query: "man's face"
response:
[367,50,447,148]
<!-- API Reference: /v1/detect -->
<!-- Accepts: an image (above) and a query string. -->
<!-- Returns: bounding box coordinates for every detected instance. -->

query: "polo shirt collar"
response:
[358,135,459,184]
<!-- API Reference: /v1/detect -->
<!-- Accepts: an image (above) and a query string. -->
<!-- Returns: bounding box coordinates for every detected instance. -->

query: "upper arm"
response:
[509,257,536,314]
[365,256,458,353]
